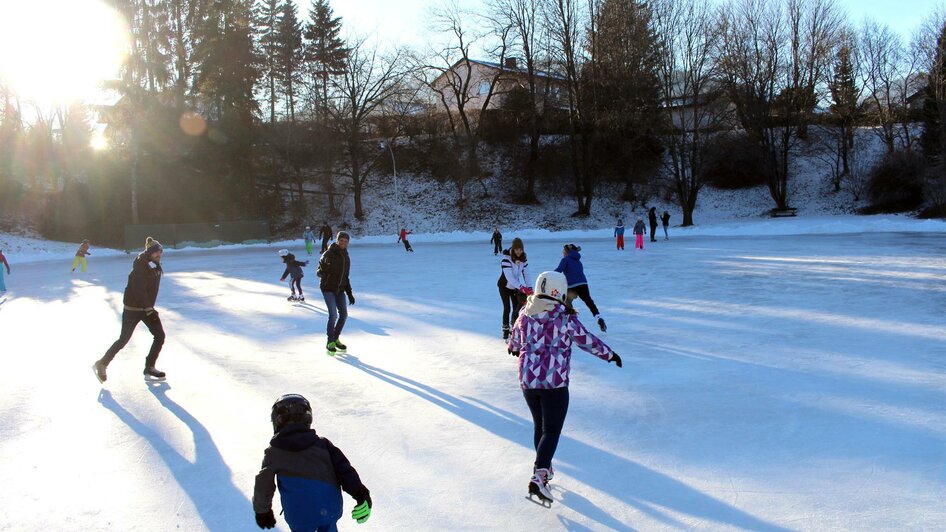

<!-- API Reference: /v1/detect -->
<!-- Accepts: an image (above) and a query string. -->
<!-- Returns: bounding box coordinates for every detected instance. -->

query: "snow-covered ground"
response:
[1,216,945,531]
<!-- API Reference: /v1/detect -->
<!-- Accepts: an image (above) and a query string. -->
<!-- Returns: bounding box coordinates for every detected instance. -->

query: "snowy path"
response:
[1,231,944,531]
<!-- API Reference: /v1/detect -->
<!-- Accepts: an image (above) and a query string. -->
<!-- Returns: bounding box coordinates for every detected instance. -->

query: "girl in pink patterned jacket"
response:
[507,271,622,505]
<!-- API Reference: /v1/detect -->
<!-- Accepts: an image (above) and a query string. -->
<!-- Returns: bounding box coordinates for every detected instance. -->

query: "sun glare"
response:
[0,0,128,105]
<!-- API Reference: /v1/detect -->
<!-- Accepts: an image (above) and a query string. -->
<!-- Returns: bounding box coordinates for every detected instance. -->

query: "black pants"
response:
[321,238,330,253]
[650,223,657,241]
[523,387,570,470]
[565,284,600,317]
[101,309,165,368]
[500,285,523,329]
[493,240,502,255]
[401,239,413,252]
[290,277,303,295]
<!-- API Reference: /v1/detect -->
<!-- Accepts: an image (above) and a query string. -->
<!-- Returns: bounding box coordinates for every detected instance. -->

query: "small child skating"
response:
[72,239,91,272]
[398,227,413,252]
[253,394,372,530]
[303,226,317,255]
[278,249,308,301]
[613,219,625,250]
[633,218,646,250]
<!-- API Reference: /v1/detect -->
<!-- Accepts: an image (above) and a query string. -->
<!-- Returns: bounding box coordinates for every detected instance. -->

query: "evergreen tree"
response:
[255,0,281,124]
[304,0,348,116]
[829,41,861,184]
[276,0,304,123]
[921,22,946,164]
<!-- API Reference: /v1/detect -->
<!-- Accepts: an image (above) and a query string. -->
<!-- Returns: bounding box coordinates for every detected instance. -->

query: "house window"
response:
[478,81,490,96]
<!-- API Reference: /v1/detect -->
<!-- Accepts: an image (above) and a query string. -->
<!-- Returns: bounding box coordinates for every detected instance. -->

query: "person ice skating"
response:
[317,231,355,355]
[303,226,316,256]
[279,249,309,302]
[398,227,413,252]
[498,237,532,340]
[92,237,166,383]
[0,248,9,291]
[661,211,671,240]
[491,227,503,255]
[555,244,607,332]
[648,207,658,242]
[253,394,372,531]
[72,239,91,272]
[320,222,333,254]
[614,219,625,250]
[633,218,646,250]
[508,271,621,505]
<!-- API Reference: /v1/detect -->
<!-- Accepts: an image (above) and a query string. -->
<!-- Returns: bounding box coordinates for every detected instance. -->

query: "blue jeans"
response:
[321,290,348,342]
[523,387,570,470]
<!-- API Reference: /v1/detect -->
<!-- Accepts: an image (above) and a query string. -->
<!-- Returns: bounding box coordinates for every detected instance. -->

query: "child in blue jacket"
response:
[253,394,372,531]
[554,244,606,332]
[279,249,309,301]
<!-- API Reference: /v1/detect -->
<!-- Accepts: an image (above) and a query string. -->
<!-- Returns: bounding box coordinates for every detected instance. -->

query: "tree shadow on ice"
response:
[338,355,790,532]
[97,385,249,530]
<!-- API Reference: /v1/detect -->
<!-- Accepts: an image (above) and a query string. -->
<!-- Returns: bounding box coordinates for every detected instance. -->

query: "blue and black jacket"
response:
[554,250,588,288]
[253,424,369,531]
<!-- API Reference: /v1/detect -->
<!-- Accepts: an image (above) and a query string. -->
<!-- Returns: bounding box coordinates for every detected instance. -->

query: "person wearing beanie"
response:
[278,249,309,301]
[253,394,372,530]
[0,248,9,291]
[92,237,166,383]
[490,227,503,255]
[661,211,671,240]
[319,222,333,254]
[498,237,531,340]
[508,271,621,506]
[554,244,607,332]
[648,206,659,242]
[317,231,355,354]
[614,219,625,250]
[633,218,647,249]
[71,239,91,273]
[303,226,316,256]
[397,227,413,252]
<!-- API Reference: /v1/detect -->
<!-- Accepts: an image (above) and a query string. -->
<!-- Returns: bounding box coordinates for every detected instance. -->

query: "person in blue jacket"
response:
[554,244,606,332]
[613,219,625,250]
[303,226,317,255]
[253,394,372,531]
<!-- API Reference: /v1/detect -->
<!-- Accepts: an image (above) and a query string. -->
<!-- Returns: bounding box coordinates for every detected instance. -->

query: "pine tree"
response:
[829,42,861,183]
[304,0,348,117]
[255,0,281,124]
[921,22,946,164]
[276,0,304,123]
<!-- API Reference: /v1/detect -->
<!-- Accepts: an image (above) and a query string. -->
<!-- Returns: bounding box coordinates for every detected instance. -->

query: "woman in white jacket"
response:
[497,237,532,340]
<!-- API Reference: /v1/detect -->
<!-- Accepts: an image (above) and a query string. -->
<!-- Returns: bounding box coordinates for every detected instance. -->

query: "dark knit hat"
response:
[564,243,581,252]
[145,236,163,254]
[336,231,350,241]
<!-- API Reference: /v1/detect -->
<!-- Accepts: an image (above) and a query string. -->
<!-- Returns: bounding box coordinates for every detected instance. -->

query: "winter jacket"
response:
[317,243,353,296]
[320,225,333,240]
[648,209,658,226]
[508,303,615,389]
[614,225,625,237]
[280,253,308,280]
[554,250,587,288]
[122,252,163,311]
[253,424,369,531]
[498,249,530,290]
[303,229,316,243]
[75,243,91,257]
[661,212,670,226]
[0,251,8,274]
[490,230,502,245]
[398,229,412,242]
[633,221,646,235]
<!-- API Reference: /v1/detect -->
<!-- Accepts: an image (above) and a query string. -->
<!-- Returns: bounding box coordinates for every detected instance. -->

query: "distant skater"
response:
[661,211,671,240]
[648,207,658,242]
[555,244,606,332]
[72,239,91,272]
[633,218,646,250]
[0,248,9,291]
[303,226,316,256]
[320,222,333,254]
[92,237,166,383]
[614,219,625,250]
[398,227,414,252]
[279,249,309,302]
[491,227,503,255]
[508,271,622,506]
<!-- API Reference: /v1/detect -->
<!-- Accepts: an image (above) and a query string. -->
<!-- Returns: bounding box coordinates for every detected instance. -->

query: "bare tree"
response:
[327,39,409,220]
[717,0,842,210]
[653,0,726,226]
[419,1,513,207]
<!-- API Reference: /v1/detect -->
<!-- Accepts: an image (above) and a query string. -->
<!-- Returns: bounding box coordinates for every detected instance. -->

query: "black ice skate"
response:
[143,366,166,381]
[502,326,510,340]
[333,339,347,352]
[92,360,107,383]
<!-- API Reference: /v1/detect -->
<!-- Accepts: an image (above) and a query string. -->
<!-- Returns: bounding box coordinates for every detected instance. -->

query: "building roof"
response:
[458,58,567,82]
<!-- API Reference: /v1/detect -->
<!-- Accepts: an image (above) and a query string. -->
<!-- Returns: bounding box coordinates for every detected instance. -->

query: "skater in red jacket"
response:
[398,227,413,252]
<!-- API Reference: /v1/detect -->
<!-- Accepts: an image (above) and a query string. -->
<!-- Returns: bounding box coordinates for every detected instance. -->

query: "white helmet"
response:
[278,249,289,257]
[534,271,568,304]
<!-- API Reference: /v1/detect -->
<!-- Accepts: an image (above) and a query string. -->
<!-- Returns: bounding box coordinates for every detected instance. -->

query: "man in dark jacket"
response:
[648,207,658,242]
[93,237,166,382]
[317,231,355,354]
[320,222,333,254]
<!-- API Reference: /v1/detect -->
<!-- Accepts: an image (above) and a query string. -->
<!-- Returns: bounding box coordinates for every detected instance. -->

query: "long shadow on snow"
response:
[98,385,250,531]
[337,354,790,532]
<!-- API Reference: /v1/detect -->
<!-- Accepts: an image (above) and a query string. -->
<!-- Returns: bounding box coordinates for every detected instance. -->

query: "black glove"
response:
[354,486,372,508]
[255,510,276,529]
[609,353,622,368]
[509,349,520,357]
[348,293,355,305]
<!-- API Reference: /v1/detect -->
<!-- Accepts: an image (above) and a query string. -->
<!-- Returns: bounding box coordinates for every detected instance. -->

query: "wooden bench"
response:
[770,207,797,217]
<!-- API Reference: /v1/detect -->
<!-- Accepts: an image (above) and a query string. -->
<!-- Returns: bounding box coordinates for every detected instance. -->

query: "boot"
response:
[502,326,510,340]
[528,468,553,503]
[596,316,607,333]
[143,366,166,379]
[92,360,107,383]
